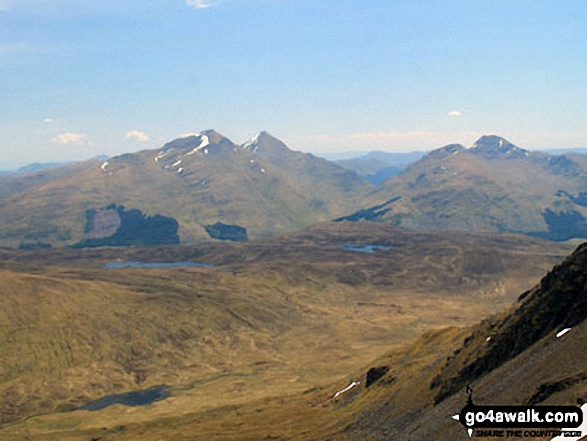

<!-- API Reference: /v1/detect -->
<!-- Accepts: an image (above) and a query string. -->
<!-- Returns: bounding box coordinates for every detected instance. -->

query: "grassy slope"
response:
[0,266,303,424]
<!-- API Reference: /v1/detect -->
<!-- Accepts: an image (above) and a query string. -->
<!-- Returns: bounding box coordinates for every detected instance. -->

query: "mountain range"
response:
[2,132,587,248]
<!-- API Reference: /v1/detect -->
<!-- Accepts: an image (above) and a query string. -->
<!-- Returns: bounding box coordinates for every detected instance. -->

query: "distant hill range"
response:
[337,135,587,241]
[0,158,111,176]
[3,132,587,248]
[331,145,587,185]
[0,159,103,201]
[335,151,427,185]
[13,161,74,175]
[0,130,371,247]
[542,147,587,155]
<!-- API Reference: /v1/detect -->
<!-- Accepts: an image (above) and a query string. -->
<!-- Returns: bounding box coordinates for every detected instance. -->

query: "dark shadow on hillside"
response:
[73,205,180,248]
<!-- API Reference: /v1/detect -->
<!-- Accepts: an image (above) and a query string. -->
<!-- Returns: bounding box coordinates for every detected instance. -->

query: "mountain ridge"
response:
[0,130,372,247]
[338,135,587,241]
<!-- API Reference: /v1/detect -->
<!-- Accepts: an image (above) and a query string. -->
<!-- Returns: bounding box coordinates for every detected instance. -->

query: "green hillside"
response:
[339,135,587,241]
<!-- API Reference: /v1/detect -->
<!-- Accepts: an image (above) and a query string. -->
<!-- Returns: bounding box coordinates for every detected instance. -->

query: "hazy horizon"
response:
[2,1,587,168]
[2,131,586,171]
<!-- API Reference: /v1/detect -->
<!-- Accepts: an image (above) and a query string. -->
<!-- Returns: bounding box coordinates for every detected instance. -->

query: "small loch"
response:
[78,386,170,411]
[338,244,391,254]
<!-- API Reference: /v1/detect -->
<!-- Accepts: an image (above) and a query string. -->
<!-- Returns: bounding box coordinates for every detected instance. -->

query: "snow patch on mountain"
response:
[332,381,360,399]
[187,135,210,155]
[243,133,261,151]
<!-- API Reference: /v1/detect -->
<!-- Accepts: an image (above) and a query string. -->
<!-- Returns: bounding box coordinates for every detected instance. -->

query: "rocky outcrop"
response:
[366,366,391,388]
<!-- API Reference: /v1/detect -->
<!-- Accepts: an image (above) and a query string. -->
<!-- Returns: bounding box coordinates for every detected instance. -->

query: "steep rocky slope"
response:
[328,241,587,440]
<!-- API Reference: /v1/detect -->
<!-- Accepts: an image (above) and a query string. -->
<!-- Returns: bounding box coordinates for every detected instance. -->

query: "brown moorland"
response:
[0,222,576,440]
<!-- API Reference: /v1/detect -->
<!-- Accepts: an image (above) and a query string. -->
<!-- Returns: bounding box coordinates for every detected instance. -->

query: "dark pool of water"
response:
[104,261,215,269]
[78,385,170,411]
[338,244,391,254]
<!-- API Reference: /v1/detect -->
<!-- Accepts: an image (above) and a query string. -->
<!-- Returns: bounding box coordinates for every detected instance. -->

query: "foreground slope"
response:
[0,131,371,247]
[339,135,587,241]
[330,240,587,440]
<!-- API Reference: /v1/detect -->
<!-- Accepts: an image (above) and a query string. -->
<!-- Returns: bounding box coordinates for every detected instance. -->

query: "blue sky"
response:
[1,0,587,168]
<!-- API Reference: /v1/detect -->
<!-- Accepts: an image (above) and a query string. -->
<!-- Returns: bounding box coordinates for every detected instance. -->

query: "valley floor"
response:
[0,223,577,440]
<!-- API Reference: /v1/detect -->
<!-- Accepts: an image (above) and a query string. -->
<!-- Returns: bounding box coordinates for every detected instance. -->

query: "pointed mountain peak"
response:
[256,131,279,143]
[242,131,290,153]
[200,129,230,145]
[161,130,235,155]
[472,135,515,150]
[470,135,529,159]
[242,132,262,151]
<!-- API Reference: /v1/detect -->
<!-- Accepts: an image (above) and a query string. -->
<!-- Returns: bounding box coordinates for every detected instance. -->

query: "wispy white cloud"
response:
[52,132,89,146]
[125,130,149,142]
[43,118,54,124]
[447,110,463,117]
[186,0,214,9]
